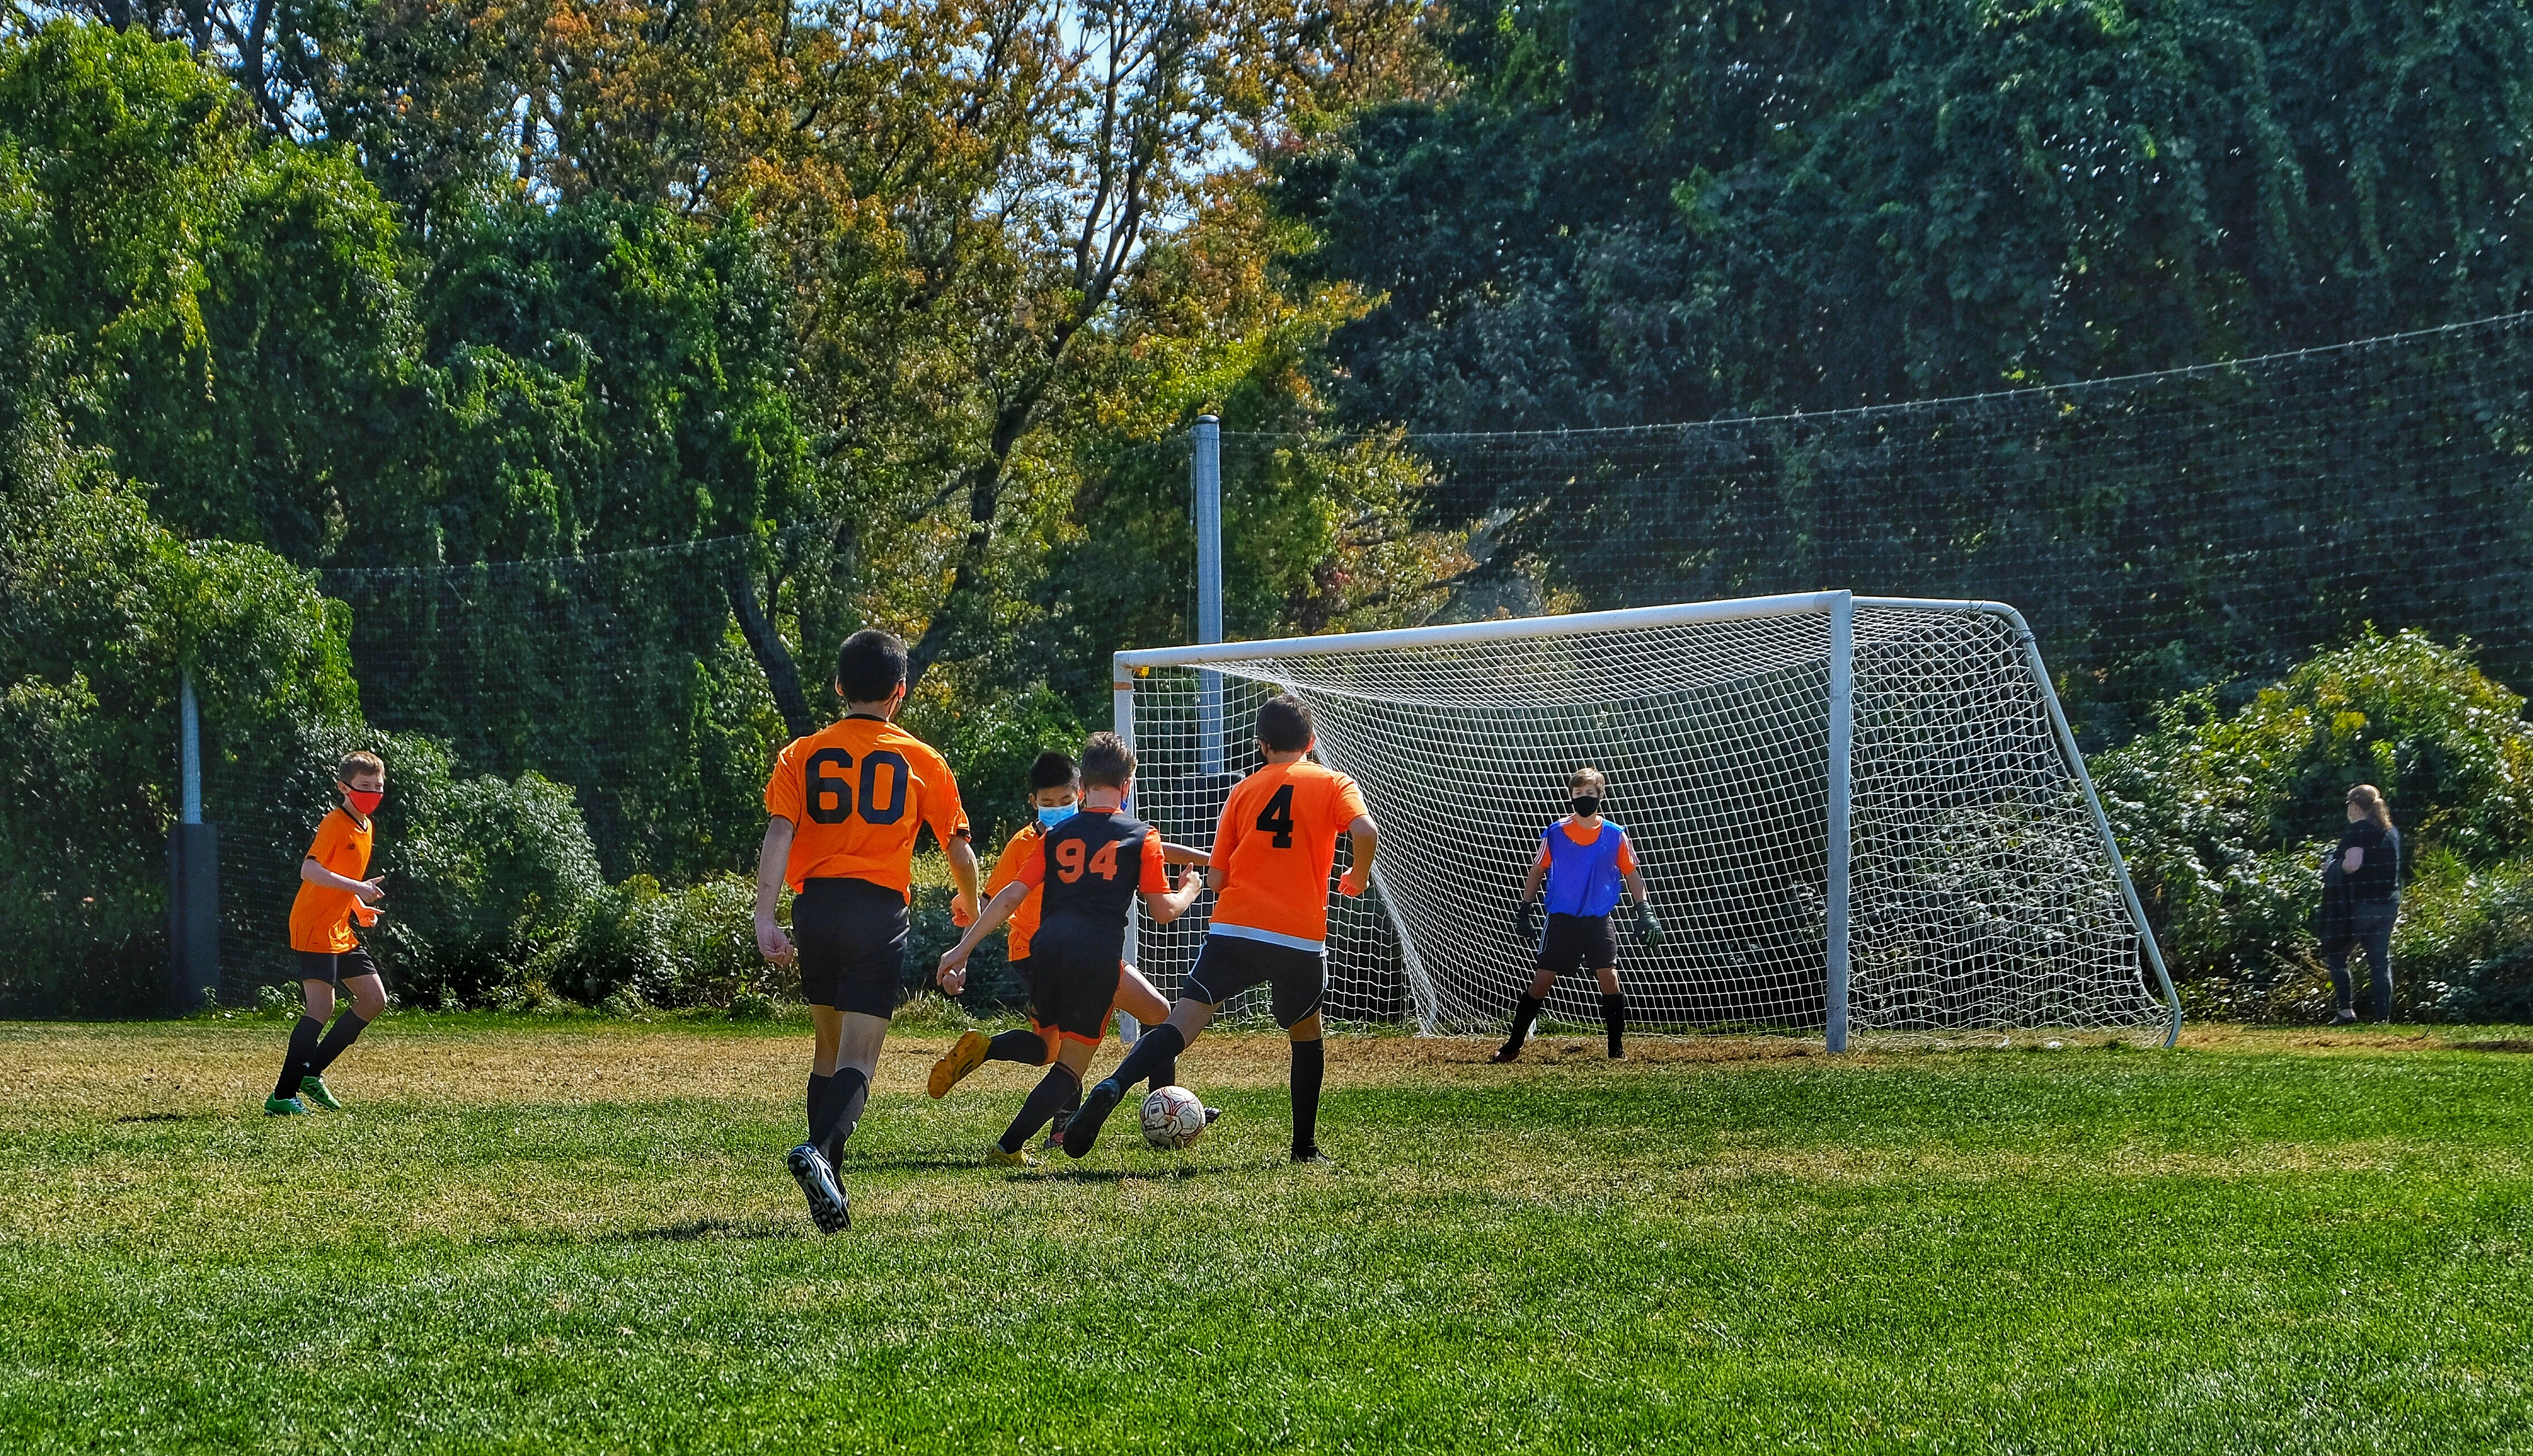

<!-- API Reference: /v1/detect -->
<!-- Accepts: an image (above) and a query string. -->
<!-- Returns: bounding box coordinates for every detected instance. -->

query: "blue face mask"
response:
[1036,804,1074,830]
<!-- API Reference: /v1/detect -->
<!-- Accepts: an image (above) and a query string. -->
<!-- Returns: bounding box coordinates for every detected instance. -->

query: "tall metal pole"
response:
[1824,593,1855,1053]
[1193,415,1224,777]
[1113,666,1143,1045]
[180,672,202,825]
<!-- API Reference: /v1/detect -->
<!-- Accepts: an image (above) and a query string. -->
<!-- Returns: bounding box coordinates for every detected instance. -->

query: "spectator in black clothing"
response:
[2323,783,2400,1024]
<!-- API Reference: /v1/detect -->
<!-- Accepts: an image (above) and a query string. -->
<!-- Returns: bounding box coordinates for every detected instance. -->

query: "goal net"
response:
[1116,592,2179,1046]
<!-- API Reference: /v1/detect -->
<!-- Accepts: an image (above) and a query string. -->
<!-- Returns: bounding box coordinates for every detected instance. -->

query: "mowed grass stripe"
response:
[1,1020,2529,1453]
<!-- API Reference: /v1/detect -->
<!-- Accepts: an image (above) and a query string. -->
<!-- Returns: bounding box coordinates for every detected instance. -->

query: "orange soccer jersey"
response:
[1208,761,1369,950]
[764,716,969,896]
[986,824,1047,960]
[288,808,374,953]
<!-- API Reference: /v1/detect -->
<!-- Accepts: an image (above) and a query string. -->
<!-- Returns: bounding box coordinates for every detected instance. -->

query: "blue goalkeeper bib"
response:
[1542,820,1628,918]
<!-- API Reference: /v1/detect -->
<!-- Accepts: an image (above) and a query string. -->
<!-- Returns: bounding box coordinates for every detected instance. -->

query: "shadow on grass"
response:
[112,1112,198,1123]
[483,1215,801,1248]
[2452,1039,2533,1054]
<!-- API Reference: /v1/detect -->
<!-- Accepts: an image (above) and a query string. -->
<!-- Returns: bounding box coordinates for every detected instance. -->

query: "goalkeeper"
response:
[1493,766,1658,1063]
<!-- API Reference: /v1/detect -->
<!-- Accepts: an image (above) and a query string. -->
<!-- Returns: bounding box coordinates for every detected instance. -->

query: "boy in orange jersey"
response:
[266,751,391,1116]
[926,749,1209,1144]
[1064,694,1377,1164]
[934,733,1206,1164]
[754,629,981,1233]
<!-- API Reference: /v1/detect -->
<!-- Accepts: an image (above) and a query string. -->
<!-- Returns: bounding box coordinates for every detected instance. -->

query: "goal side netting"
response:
[1115,593,2179,1045]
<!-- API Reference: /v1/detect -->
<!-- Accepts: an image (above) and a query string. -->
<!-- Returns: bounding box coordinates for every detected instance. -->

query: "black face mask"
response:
[1570,795,1601,818]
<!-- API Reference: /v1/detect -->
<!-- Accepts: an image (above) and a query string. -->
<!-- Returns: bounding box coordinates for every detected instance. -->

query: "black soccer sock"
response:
[305,1009,370,1077]
[805,1073,832,1144]
[273,1015,324,1100]
[1100,1024,1185,1092]
[1600,991,1626,1058]
[1501,995,1544,1053]
[809,1068,867,1157]
[1289,1037,1325,1156]
[998,1065,1082,1154]
[1147,1056,1177,1092]
[986,1028,1049,1065]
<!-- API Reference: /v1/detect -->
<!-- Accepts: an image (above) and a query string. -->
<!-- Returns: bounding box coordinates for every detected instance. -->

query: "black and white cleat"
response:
[787,1142,851,1234]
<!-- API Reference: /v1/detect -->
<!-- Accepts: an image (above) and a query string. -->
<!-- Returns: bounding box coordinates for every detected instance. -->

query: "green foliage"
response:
[2097,628,2533,1013]
[0,468,360,1014]
[1293,0,2533,427]
[540,873,773,1012]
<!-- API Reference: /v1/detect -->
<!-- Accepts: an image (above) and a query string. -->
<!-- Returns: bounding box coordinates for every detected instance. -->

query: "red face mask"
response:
[345,787,384,818]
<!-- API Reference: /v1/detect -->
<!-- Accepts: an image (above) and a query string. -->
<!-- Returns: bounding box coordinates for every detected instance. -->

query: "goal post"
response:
[1113,591,2182,1048]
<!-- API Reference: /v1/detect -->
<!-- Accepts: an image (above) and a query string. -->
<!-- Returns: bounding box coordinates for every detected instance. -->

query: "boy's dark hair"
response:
[1257,695,1313,753]
[1080,732,1136,790]
[337,750,385,784]
[1028,749,1077,792]
[835,629,908,705]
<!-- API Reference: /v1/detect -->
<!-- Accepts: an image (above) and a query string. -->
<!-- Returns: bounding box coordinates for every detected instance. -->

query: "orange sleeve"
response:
[1333,774,1369,825]
[1137,829,1169,892]
[919,745,970,844]
[1012,845,1047,890]
[763,741,804,823]
[986,831,1035,896]
[305,813,348,865]
[1212,787,1247,870]
[1616,834,1638,875]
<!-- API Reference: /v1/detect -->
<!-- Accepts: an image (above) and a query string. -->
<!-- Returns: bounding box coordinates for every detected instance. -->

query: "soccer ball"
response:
[1140,1085,1207,1150]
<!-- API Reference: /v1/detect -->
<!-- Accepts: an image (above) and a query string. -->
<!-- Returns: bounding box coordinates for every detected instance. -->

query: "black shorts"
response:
[296,945,380,987]
[1182,933,1325,1029]
[793,877,909,1019]
[1025,941,1121,1046]
[1536,913,1618,976]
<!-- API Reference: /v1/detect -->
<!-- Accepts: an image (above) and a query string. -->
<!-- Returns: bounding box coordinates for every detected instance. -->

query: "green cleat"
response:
[264,1096,308,1117]
[298,1076,343,1110]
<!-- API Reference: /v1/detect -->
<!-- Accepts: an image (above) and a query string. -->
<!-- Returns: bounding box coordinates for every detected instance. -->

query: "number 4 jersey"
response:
[764,715,970,898]
[1209,761,1370,952]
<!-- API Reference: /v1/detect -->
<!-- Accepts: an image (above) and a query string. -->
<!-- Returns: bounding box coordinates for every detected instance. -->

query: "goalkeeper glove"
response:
[1634,901,1665,948]
[1514,899,1539,941]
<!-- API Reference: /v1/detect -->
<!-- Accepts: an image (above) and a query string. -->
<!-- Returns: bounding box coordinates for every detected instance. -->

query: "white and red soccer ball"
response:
[1140,1085,1207,1150]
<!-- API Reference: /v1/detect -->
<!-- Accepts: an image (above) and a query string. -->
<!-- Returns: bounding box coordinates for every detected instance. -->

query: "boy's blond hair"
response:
[337,750,386,784]
[1567,765,1607,795]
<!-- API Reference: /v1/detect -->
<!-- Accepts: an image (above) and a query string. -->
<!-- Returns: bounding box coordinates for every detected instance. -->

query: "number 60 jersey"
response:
[1208,760,1370,953]
[764,714,970,899]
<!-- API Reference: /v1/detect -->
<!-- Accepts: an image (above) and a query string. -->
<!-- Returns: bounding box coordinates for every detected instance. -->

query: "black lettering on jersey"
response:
[1254,783,1297,848]
[857,750,909,825]
[806,749,854,823]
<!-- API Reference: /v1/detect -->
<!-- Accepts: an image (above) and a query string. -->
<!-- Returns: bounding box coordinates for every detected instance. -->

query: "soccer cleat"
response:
[2333,1009,2359,1024]
[1291,1146,1334,1166]
[263,1096,308,1117]
[298,1076,343,1110]
[1489,1044,1522,1064]
[786,1143,851,1234]
[1203,1106,1223,1124]
[984,1144,1038,1168]
[928,1029,992,1099]
[1041,1108,1071,1151]
[1062,1078,1125,1159]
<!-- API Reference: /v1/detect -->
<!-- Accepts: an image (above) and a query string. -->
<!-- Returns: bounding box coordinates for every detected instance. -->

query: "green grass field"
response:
[2,1014,2530,1454]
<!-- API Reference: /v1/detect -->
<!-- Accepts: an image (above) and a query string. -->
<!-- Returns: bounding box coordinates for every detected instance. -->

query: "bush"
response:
[541,872,774,1010]
[2097,628,2533,1018]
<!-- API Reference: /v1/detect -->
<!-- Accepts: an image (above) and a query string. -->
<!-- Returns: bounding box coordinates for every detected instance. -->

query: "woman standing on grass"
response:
[2323,784,2401,1024]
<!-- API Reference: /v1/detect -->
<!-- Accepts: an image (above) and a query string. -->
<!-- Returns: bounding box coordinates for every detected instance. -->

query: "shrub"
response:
[2096,628,2533,1018]
[541,872,782,1010]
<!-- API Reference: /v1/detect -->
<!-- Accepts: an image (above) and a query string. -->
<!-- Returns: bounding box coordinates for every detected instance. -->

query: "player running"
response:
[934,733,1205,1165]
[1493,765,1662,1063]
[266,750,391,1115]
[926,749,1207,1147]
[753,629,980,1233]
[1063,694,1377,1165]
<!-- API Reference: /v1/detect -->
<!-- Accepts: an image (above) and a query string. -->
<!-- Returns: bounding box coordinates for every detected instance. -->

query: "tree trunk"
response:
[728,563,818,738]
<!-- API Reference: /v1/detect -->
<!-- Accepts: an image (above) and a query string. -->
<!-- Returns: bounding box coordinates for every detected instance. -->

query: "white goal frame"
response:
[1113,590,2182,1049]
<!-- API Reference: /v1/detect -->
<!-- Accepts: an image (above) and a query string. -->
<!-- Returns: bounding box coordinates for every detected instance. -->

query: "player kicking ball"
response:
[927,749,1209,1148]
[1494,765,1661,1063]
[753,629,980,1233]
[266,751,391,1115]
[1063,695,1377,1165]
[934,733,1204,1165]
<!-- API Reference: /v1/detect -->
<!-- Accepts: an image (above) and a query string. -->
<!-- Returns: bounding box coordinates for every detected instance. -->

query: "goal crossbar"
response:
[1114,591,2182,1049]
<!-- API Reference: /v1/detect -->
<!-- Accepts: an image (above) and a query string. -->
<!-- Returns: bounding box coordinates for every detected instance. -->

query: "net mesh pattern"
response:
[1124,602,2170,1038]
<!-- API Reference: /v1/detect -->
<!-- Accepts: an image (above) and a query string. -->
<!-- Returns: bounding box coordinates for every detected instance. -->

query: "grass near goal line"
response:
[2,1014,2529,1454]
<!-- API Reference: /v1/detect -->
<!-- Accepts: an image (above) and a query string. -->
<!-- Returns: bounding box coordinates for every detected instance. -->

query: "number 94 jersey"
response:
[764,716,969,897]
[1014,809,1168,967]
